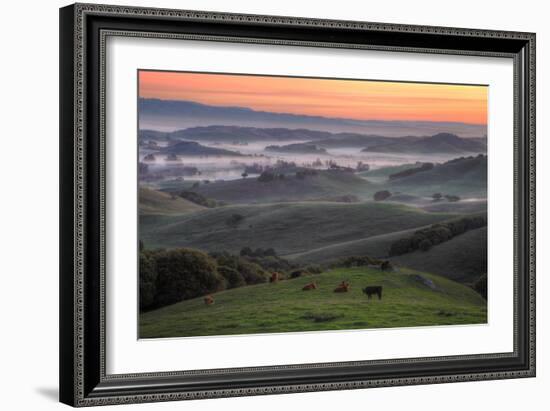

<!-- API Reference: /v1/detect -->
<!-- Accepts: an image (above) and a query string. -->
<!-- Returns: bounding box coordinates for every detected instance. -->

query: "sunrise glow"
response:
[139,71,487,125]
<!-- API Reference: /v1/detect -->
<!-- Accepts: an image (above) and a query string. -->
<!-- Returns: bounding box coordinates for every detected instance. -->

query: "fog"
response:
[139,135,462,183]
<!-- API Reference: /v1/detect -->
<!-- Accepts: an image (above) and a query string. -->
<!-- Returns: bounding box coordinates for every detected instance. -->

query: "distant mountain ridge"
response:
[139,98,487,137]
[363,133,487,154]
[140,126,487,154]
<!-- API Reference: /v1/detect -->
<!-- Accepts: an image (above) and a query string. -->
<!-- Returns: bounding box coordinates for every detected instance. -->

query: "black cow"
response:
[362,286,383,300]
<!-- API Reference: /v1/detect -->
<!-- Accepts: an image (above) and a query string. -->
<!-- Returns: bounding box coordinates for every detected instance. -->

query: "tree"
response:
[373,190,392,201]
[419,239,433,251]
[154,248,224,307]
[139,252,157,310]
[218,266,246,289]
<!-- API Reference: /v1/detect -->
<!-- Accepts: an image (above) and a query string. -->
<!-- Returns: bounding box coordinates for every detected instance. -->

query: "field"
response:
[140,266,487,338]
[139,201,457,254]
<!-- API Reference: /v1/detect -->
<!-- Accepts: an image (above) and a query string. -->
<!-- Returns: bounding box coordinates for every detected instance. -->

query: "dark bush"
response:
[304,264,323,274]
[389,162,434,180]
[389,215,487,257]
[240,247,253,257]
[290,269,307,279]
[218,265,246,289]
[373,190,392,201]
[226,213,245,227]
[154,248,225,308]
[419,239,433,251]
[139,252,157,311]
[210,252,269,285]
[380,260,394,271]
[178,191,218,208]
[472,273,487,299]
[389,238,413,256]
[257,171,276,182]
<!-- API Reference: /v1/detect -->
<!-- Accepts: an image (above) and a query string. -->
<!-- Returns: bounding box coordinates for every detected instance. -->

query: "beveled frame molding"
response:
[60,3,535,407]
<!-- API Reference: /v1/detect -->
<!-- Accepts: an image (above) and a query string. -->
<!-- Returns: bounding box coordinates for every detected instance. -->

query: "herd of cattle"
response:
[203,271,384,305]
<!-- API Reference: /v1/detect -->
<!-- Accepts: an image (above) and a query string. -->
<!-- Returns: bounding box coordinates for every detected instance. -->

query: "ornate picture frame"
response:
[59,3,535,407]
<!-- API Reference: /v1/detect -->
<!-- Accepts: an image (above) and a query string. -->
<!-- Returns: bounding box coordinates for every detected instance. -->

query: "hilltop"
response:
[138,187,205,215]
[363,133,487,154]
[190,169,372,204]
[160,140,244,156]
[139,98,488,136]
[139,201,456,254]
[386,154,487,197]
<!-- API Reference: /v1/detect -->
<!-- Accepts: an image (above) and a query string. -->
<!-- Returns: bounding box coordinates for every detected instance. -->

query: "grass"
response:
[139,186,205,215]
[392,226,487,284]
[191,170,373,204]
[140,266,487,338]
[140,201,457,254]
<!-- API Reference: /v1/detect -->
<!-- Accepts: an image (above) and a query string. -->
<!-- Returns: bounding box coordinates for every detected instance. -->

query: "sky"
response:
[139,70,488,125]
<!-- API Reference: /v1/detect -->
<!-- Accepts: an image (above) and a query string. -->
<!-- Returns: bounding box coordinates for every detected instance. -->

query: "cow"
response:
[269,272,282,283]
[204,295,214,305]
[302,282,317,291]
[362,286,383,300]
[334,281,350,293]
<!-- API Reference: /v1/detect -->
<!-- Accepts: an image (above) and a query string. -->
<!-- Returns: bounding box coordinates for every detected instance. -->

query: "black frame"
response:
[60,3,536,407]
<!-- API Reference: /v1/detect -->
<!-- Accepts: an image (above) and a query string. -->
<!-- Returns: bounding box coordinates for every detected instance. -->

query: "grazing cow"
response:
[302,282,317,291]
[362,286,383,300]
[269,272,282,283]
[204,295,214,305]
[334,281,350,293]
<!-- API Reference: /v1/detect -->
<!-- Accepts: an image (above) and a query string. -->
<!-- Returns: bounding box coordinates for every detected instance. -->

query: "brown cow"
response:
[334,281,350,293]
[204,295,214,305]
[302,282,317,291]
[269,272,282,283]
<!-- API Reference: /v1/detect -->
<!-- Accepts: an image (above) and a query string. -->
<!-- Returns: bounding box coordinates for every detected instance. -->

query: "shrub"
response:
[226,213,245,227]
[210,252,269,285]
[218,266,246,289]
[257,171,276,182]
[373,190,392,201]
[380,260,394,271]
[304,264,323,274]
[154,248,225,308]
[419,239,433,251]
[472,273,487,299]
[389,238,413,256]
[290,269,306,279]
[388,162,434,180]
[139,252,157,311]
[178,191,218,208]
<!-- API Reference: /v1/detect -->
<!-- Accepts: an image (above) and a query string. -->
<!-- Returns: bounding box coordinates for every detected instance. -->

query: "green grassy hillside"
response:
[140,266,487,338]
[392,226,487,284]
[192,170,372,204]
[139,186,205,215]
[140,201,456,254]
[287,227,423,264]
[387,155,487,197]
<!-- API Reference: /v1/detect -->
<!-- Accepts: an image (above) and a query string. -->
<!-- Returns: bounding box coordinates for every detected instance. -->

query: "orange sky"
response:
[139,71,487,125]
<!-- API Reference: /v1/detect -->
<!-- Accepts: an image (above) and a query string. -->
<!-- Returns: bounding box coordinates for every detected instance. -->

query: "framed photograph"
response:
[59,3,536,407]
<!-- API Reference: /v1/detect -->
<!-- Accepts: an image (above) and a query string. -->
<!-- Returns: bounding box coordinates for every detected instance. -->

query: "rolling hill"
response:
[386,155,488,197]
[265,142,327,154]
[139,201,456,254]
[139,98,488,136]
[363,133,487,154]
[190,170,373,204]
[392,226,487,284]
[139,187,205,215]
[160,140,244,156]
[140,266,487,338]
